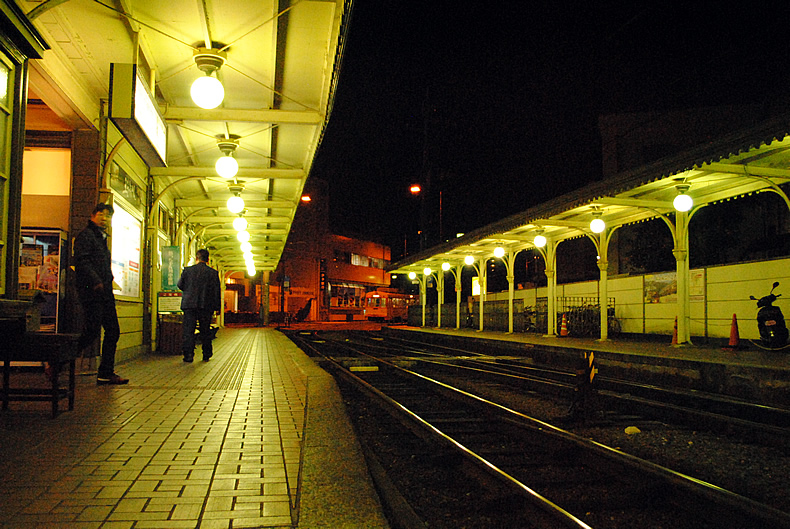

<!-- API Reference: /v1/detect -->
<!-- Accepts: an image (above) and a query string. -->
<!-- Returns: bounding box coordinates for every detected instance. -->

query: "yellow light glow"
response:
[215,155,238,178]
[240,241,252,252]
[674,193,693,212]
[464,255,475,266]
[227,196,245,213]
[590,218,605,233]
[441,262,451,271]
[408,271,416,279]
[534,234,547,247]
[236,230,251,243]
[423,267,432,276]
[493,246,505,258]
[232,217,248,231]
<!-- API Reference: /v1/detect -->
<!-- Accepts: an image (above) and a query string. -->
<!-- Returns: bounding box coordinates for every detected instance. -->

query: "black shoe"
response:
[202,353,213,362]
[183,355,194,363]
[97,374,129,385]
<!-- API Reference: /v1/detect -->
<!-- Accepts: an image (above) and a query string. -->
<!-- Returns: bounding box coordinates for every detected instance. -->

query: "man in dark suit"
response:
[178,248,221,362]
[74,203,129,385]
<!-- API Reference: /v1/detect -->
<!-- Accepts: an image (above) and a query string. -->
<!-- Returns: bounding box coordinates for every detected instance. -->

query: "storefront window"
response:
[111,205,141,298]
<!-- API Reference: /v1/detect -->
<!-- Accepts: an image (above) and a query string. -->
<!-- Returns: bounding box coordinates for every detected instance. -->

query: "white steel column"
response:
[437,268,444,329]
[502,250,516,333]
[534,236,558,337]
[478,257,487,331]
[673,210,691,345]
[454,264,463,329]
[586,222,617,341]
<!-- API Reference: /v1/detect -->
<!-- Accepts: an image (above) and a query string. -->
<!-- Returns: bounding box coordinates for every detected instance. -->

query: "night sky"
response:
[309,2,790,260]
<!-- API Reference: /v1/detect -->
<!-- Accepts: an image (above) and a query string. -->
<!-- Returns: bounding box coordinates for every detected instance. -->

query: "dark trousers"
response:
[78,292,120,378]
[182,308,213,358]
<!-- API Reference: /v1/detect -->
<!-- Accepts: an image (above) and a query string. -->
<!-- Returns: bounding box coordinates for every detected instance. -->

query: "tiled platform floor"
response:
[0,327,390,529]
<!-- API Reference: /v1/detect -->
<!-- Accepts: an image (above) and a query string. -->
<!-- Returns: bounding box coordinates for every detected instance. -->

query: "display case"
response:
[19,229,67,332]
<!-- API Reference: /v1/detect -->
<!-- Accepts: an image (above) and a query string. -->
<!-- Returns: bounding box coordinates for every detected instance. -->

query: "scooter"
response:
[749,281,789,349]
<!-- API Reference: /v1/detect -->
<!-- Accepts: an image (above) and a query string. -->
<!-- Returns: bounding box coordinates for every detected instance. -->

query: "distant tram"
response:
[363,289,418,322]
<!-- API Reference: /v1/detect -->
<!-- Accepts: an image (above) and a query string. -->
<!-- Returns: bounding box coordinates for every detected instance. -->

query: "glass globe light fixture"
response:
[236,230,251,243]
[190,48,227,109]
[215,154,238,178]
[493,246,505,258]
[441,262,451,271]
[232,217,248,231]
[240,241,252,252]
[242,251,253,261]
[423,267,432,276]
[673,185,693,212]
[534,234,547,248]
[408,271,417,280]
[464,255,475,266]
[191,75,224,109]
[227,195,244,213]
[590,211,605,234]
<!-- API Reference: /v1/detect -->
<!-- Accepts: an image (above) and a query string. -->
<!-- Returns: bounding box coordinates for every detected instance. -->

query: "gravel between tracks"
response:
[339,375,790,529]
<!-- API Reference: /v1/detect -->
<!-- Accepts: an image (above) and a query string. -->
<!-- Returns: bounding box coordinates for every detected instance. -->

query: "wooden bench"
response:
[0,317,80,418]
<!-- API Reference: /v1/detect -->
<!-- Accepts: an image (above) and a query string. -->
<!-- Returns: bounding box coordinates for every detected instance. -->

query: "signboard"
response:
[109,63,167,167]
[161,245,180,291]
[111,206,141,298]
[158,291,182,313]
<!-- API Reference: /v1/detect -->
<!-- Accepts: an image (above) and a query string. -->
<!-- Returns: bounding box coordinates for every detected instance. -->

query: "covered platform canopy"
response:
[388,114,790,344]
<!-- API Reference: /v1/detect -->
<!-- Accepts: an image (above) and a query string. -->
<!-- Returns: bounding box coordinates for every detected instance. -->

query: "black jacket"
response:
[178,262,221,312]
[73,221,114,294]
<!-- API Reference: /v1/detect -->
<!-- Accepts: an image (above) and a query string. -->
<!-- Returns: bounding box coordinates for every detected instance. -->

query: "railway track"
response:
[287,330,790,529]
[342,330,790,445]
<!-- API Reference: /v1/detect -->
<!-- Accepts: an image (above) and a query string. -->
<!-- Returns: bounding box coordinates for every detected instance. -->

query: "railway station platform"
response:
[0,326,390,529]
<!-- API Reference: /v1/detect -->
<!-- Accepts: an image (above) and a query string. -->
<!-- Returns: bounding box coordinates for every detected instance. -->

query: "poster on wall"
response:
[689,270,705,302]
[161,245,180,291]
[111,206,141,298]
[644,272,677,304]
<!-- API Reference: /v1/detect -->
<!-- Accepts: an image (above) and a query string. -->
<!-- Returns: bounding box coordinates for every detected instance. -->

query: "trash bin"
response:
[157,313,182,355]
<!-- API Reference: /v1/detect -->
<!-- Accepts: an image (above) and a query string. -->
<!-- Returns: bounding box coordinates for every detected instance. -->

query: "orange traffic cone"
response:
[560,313,568,337]
[671,316,678,345]
[723,313,740,350]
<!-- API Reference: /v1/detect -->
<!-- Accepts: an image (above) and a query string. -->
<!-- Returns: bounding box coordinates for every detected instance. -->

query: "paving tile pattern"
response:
[0,328,309,529]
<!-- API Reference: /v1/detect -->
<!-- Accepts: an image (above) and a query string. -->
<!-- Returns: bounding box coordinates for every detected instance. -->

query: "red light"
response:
[409,184,421,195]
[301,195,311,202]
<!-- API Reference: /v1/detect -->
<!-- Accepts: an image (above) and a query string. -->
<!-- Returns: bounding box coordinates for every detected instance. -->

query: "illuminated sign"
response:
[109,63,167,167]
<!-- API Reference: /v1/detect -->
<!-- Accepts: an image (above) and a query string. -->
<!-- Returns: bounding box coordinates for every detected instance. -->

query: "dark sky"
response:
[310,2,790,260]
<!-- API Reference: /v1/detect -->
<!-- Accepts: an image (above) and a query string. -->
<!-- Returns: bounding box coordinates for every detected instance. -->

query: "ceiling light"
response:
[243,251,253,261]
[236,230,250,243]
[673,184,693,212]
[240,241,252,252]
[441,262,451,271]
[464,255,475,266]
[232,216,248,231]
[423,267,432,276]
[534,232,547,248]
[493,246,505,258]
[191,47,226,109]
[590,211,605,233]
[227,196,244,213]
[215,137,239,179]
[408,271,417,279]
